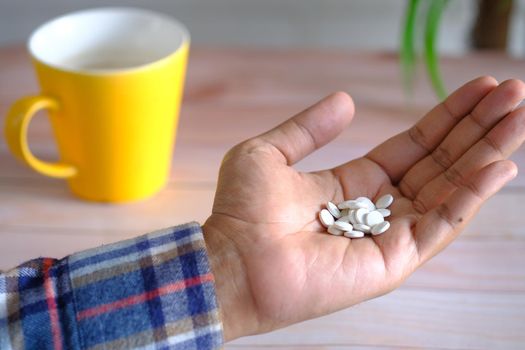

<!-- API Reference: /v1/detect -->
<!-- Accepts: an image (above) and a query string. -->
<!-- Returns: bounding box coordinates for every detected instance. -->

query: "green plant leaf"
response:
[401,0,421,95]
[424,0,449,100]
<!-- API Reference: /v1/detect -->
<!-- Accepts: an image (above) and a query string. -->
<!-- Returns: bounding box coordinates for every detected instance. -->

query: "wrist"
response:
[202,217,257,341]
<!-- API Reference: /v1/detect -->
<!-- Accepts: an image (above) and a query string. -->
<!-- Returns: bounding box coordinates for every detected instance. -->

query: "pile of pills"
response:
[318,194,394,238]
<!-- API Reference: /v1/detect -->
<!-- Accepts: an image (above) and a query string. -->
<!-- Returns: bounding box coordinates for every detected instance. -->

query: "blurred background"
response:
[2,1,525,349]
[1,0,525,56]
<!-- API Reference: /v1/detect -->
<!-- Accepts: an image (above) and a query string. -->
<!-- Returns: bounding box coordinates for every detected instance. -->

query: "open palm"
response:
[203,77,525,341]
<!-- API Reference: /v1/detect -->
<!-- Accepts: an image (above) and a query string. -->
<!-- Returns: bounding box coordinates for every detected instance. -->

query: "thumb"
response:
[255,92,355,165]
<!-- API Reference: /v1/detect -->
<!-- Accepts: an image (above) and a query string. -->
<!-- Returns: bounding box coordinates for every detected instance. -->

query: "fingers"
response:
[366,76,498,182]
[414,160,517,263]
[413,105,525,212]
[255,92,355,165]
[399,79,525,199]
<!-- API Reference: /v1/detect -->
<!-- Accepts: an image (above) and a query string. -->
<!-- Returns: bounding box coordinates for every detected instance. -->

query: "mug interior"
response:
[29,7,189,73]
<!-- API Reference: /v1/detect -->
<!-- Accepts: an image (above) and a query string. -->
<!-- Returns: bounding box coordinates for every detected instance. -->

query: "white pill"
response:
[338,200,368,210]
[334,220,353,232]
[344,230,365,238]
[354,208,368,224]
[319,209,335,227]
[327,225,344,236]
[327,201,342,218]
[336,215,351,223]
[353,223,371,233]
[348,210,358,225]
[377,208,391,217]
[371,221,390,235]
[375,194,394,209]
[356,197,376,211]
[364,211,384,227]
[337,200,352,209]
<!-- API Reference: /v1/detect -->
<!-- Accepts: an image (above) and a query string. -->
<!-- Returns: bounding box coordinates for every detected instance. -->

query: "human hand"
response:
[202,77,525,341]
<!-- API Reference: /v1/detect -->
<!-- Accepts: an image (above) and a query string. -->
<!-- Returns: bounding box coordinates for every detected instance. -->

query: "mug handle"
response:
[4,96,77,178]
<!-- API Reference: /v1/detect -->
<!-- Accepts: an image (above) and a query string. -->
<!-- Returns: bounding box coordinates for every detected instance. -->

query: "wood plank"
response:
[0,229,111,270]
[2,48,525,119]
[0,181,214,231]
[2,143,525,186]
[228,288,525,349]
[1,180,523,239]
[405,239,525,292]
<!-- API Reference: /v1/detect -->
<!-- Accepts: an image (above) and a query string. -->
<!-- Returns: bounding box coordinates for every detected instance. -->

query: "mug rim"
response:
[28,7,190,76]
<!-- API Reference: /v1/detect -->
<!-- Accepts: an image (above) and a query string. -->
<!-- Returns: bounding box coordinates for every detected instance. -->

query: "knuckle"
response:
[228,137,284,164]
[431,146,454,169]
[290,119,317,149]
[399,178,416,199]
[481,136,504,157]
[467,110,488,131]
[408,125,432,152]
[412,197,428,214]
[232,138,264,155]
[441,100,460,121]
[464,180,483,199]
[444,167,465,188]
[223,139,258,162]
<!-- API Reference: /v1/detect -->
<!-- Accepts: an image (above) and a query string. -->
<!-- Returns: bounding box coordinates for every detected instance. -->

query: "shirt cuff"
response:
[68,222,223,349]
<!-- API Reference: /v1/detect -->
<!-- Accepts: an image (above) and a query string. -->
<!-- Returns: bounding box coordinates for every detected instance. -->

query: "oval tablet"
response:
[353,223,371,233]
[377,208,391,217]
[338,200,368,210]
[348,210,358,225]
[375,194,394,209]
[337,200,353,209]
[371,221,390,235]
[356,197,376,211]
[354,208,368,224]
[364,211,384,226]
[334,221,353,232]
[327,225,344,236]
[327,201,342,218]
[344,230,365,238]
[319,209,335,227]
[336,216,351,223]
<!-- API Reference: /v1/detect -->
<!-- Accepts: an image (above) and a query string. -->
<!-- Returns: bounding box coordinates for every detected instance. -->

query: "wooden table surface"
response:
[1,46,525,349]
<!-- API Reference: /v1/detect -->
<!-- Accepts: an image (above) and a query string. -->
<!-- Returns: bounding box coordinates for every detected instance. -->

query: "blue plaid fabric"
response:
[0,222,223,349]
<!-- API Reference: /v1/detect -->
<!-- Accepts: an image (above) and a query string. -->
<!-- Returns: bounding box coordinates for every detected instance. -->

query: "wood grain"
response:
[1,181,523,240]
[229,288,525,349]
[1,46,524,348]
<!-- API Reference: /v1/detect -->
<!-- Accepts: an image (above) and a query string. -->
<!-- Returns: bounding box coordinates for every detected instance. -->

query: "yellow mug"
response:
[4,8,189,202]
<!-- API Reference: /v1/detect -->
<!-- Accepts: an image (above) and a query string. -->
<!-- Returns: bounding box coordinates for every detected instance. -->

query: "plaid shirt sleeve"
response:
[0,222,224,350]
